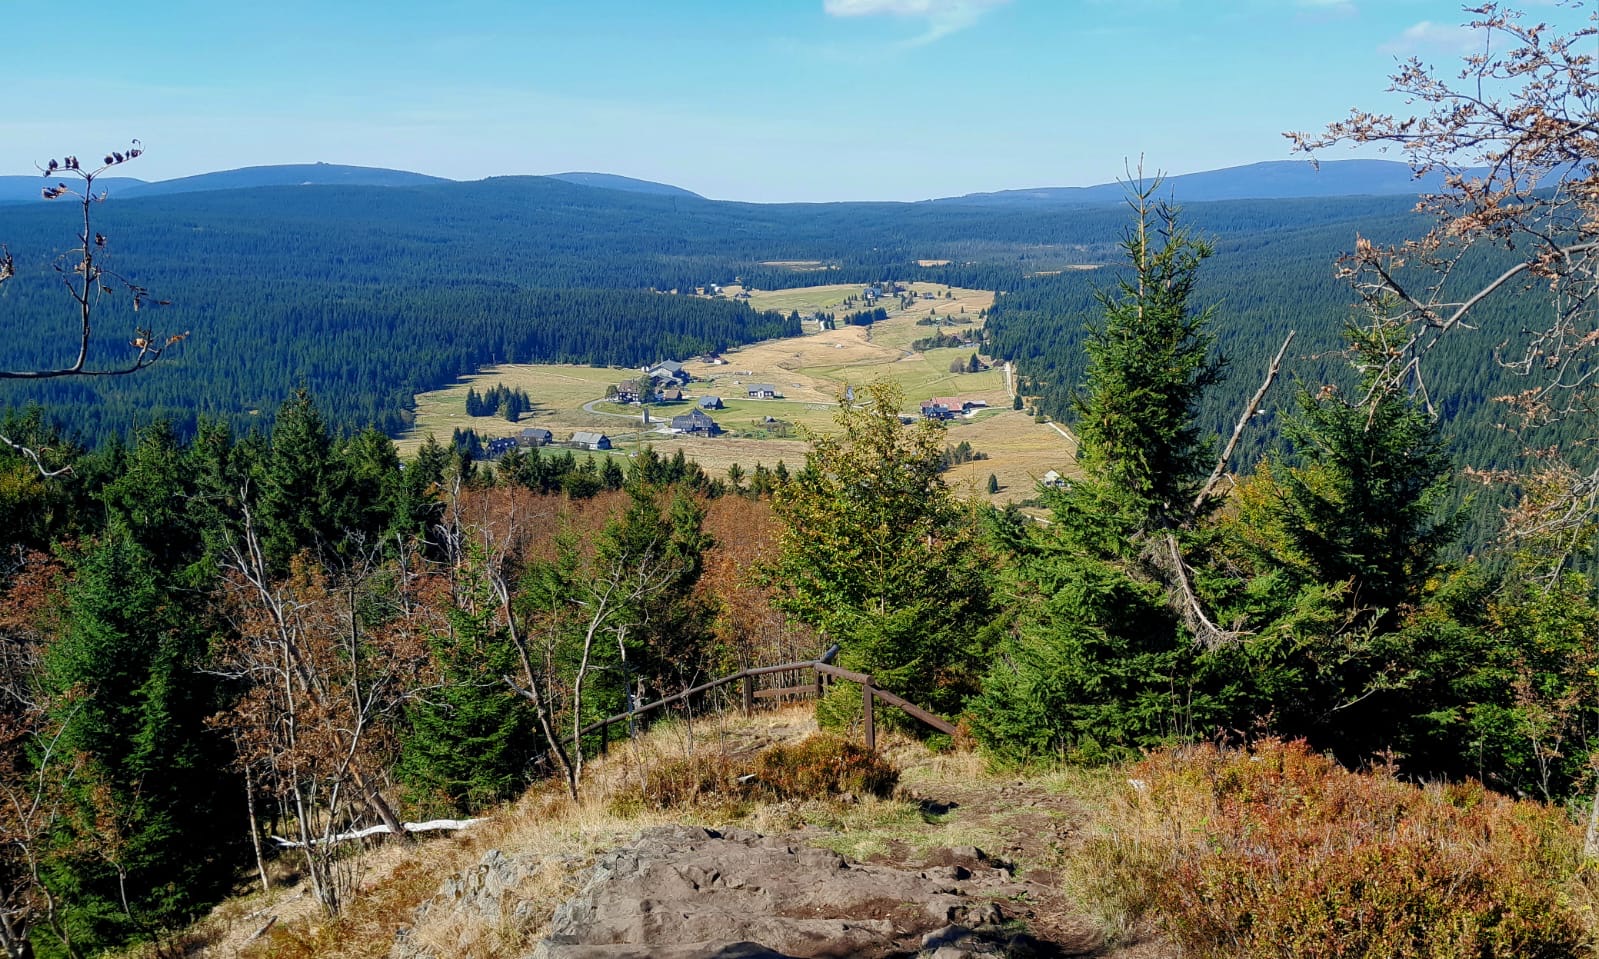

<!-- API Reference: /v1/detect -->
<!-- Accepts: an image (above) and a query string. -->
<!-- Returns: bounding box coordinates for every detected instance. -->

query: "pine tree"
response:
[101,422,198,573]
[973,185,1229,761]
[1272,383,1457,626]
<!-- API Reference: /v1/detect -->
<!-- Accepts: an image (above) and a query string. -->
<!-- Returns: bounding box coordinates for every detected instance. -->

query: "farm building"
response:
[615,379,644,404]
[670,410,722,436]
[920,401,957,421]
[519,427,553,446]
[485,437,519,458]
[746,384,781,399]
[645,360,691,384]
[930,396,984,412]
[698,395,724,410]
[571,431,612,451]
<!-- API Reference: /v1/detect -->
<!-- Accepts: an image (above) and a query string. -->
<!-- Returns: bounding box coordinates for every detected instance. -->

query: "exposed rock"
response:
[392,847,543,959]
[532,825,1046,959]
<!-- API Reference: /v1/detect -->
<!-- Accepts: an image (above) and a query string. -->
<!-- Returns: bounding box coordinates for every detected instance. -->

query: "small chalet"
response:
[485,437,518,458]
[571,431,612,451]
[746,384,780,399]
[920,401,957,421]
[670,409,722,436]
[698,395,724,410]
[656,385,684,402]
[519,427,553,447]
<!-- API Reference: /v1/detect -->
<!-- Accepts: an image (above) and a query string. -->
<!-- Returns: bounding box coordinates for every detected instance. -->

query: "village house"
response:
[571,431,612,451]
[485,437,519,458]
[920,401,957,421]
[670,409,722,436]
[698,395,724,410]
[746,383,781,399]
[518,427,553,446]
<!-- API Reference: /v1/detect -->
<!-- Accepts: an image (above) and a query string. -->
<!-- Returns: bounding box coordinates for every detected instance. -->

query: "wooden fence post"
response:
[814,667,824,702]
[600,718,609,755]
[862,679,875,752]
[742,673,754,716]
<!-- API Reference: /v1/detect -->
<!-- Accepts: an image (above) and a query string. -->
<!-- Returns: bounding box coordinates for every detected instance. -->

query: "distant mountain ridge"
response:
[547,172,703,198]
[119,163,450,197]
[941,159,1459,205]
[0,176,147,205]
[0,163,448,205]
[0,158,1461,208]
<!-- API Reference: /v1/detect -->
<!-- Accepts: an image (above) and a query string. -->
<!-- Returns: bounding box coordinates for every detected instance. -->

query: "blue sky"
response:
[3,1,1589,202]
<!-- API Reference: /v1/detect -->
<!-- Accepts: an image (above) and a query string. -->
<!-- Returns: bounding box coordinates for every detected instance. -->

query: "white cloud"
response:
[822,0,1010,45]
[1381,20,1482,55]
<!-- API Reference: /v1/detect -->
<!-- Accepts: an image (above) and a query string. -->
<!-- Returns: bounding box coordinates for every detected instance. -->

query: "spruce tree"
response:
[256,390,347,569]
[974,184,1229,760]
[767,383,992,714]
[38,533,236,955]
[400,546,536,815]
[1072,182,1223,530]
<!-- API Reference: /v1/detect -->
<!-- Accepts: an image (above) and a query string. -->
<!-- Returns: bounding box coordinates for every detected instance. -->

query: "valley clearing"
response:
[396,282,1079,504]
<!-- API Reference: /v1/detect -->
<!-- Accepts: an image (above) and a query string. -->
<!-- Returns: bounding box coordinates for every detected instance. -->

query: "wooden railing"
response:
[572,651,955,753]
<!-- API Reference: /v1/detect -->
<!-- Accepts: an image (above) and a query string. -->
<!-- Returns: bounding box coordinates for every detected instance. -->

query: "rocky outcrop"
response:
[532,825,1052,959]
[392,847,550,959]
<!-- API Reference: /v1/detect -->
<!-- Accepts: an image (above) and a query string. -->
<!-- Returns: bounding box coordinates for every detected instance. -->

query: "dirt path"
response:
[529,725,1173,958]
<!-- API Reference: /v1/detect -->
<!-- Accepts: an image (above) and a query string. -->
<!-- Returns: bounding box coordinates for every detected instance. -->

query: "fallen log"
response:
[270,817,485,848]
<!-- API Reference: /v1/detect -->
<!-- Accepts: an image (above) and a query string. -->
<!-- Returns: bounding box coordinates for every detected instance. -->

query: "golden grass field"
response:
[396,281,1078,504]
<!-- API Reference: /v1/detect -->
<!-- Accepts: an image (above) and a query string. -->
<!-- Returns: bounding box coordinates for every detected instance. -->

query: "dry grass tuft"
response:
[173,705,823,959]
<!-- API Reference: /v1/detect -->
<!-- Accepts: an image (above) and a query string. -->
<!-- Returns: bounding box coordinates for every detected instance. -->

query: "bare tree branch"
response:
[1194,330,1295,510]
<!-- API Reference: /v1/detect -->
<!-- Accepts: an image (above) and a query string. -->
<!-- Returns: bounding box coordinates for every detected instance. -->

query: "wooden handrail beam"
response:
[869,687,957,736]
[746,662,816,677]
[813,663,872,685]
[563,655,954,753]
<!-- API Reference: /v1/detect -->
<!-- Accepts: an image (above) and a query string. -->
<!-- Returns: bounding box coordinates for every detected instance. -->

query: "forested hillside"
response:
[985,205,1559,474]
[0,174,1417,444]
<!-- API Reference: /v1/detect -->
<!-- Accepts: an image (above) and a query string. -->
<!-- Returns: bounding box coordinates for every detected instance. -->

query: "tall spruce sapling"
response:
[765,382,993,716]
[972,181,1232,761]
[1071,176,1223,533]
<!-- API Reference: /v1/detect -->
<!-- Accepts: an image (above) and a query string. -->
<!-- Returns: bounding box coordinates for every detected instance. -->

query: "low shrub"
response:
[1075,739,1592,958]
[609,734,898,814]
[753,734,899,801]
[610,750,746,814]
